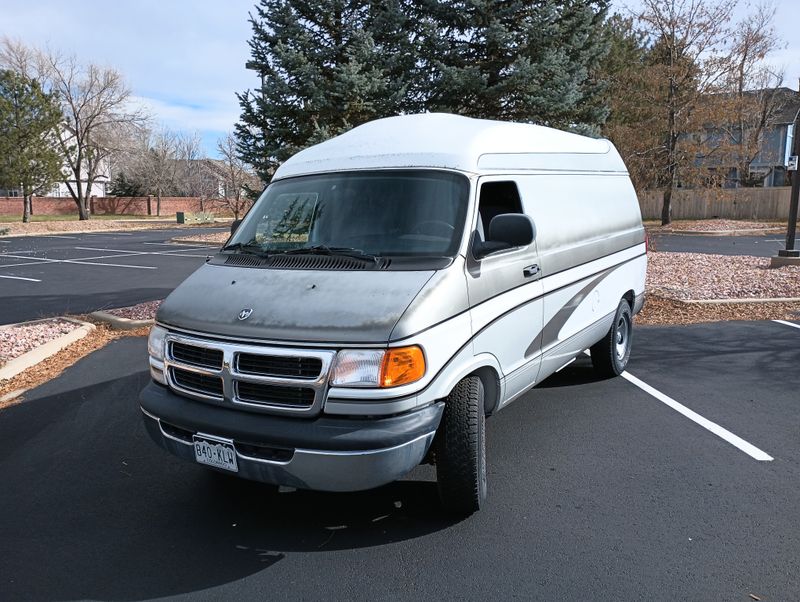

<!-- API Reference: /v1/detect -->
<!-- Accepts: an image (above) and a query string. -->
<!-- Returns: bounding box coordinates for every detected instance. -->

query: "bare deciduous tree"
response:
[175,133,217,212]
[636,0,738,224]
[714,2,785,187]
[1,38,147,219]
[216,133,260,220]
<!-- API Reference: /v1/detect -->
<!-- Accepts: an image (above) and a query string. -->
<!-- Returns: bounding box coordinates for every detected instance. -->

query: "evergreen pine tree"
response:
[417,0,610,133]
[236,0,415,181]
[0,70,62,222]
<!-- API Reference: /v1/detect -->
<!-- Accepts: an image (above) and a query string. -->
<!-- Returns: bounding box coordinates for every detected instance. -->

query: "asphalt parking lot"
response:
[1,319,798,601]
[0,227,226,325]
[649,232,791,257]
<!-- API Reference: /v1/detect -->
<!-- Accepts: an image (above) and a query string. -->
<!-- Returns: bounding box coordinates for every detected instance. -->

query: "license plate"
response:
[193,436,238,472]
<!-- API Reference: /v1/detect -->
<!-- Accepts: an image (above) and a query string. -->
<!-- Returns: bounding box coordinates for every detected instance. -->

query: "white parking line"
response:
[0,274,41,282]
[0,252,156,270]
[74,246,212,258]
[622,371,773,462]
[62,260,156,269]
[40,235,78,239]
[773,319,800,330]
[142,242,217,249]
[0,253,60,263]
[0,260,55,268]
[582,350,773,461]
[82,232,134,236]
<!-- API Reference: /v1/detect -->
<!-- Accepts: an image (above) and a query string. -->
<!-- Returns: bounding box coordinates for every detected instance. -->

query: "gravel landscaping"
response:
[647,251,800,301]
[105,301,162,321]
[172,231,229,245]
[0,319,81,366]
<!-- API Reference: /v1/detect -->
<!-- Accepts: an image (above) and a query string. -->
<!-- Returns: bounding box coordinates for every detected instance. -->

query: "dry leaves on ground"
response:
[647,252,800,301]
[637,294,800,326]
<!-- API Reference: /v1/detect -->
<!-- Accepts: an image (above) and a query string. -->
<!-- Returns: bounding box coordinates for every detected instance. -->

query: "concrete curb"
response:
[0,318,96,381]
[654,228,785,237]
[89,311,154,330]
[0,222,229,239]
[681,297,800,305]
[0,388,29,405]
[168,237,224,246]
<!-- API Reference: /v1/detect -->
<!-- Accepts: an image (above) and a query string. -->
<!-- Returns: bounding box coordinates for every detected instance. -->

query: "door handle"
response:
[523,264,540,278]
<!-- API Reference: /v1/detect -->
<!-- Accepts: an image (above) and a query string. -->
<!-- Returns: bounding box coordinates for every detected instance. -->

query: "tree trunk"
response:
[157,190,162,217]
[78,199,90,220]
[661,188,672,226]
[23,195,32,223]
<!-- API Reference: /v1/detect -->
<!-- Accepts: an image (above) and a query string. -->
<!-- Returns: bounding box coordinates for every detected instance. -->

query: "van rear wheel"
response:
[434,376,487,516]
[590,298,633,377]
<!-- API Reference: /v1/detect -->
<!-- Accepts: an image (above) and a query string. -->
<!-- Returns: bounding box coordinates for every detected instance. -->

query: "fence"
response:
[638,187,793,221]
[0,196,233,218]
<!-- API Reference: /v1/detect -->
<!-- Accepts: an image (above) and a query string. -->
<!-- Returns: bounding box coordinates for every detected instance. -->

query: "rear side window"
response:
[477,181,523,236]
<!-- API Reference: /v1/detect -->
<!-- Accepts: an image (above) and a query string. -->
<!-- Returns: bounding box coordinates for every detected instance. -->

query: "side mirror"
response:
[473,214,535,259]
[488,213,535,247]
[230,219,242,235]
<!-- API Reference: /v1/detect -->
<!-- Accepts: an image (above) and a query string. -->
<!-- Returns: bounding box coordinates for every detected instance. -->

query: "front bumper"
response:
[139,382,443,492]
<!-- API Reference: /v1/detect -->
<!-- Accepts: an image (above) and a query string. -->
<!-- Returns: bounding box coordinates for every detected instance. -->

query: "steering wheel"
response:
[412,220,455,238]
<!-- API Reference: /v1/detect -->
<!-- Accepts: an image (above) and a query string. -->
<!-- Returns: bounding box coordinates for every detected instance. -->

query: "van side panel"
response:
[535,254,646,384]
[516,174,645,278]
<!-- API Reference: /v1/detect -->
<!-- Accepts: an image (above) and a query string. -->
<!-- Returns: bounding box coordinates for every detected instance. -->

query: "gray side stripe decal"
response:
[525,267,616,358]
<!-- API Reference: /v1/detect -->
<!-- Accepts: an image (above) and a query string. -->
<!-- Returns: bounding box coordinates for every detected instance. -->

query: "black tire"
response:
[590,298,633,377]
[434,376,487,516]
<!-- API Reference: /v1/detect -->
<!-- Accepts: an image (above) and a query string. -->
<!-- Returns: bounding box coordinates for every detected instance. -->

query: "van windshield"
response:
[226,170,470,263]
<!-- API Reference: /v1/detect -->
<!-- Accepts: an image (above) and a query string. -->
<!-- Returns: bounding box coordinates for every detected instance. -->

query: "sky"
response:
[1,0,798,158]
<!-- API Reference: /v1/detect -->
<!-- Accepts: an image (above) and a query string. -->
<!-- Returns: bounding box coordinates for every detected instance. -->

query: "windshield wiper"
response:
[221,241,267,255]
[280,245,380,263]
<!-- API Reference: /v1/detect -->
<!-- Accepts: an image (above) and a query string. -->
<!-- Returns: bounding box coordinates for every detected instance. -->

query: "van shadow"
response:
[0,369,457,602]
[535,356,610,389]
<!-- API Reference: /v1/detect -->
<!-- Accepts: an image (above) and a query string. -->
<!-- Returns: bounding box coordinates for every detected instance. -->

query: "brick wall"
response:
[0,196,233,217]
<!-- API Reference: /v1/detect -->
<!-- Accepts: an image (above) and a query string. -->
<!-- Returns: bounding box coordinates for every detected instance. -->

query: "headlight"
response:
[331,346,426,388]
[147,325,167,361]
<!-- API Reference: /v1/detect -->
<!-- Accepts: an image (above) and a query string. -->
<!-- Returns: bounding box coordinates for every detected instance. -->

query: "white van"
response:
[141,114,647,515]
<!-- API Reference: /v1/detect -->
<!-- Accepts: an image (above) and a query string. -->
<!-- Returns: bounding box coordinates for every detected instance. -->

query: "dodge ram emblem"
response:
[238,308,253,321]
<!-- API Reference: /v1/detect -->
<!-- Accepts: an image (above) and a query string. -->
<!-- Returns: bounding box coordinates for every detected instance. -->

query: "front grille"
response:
[237,353,322,379]
[171,367,224,397]
[164,334,334,416]
[236,381,315,407]
[171,342,223,370]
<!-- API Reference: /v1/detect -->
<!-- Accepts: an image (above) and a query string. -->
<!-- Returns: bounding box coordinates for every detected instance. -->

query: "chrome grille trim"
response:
[163,332,336,416]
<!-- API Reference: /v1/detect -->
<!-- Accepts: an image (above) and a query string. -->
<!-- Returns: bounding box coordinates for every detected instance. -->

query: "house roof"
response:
[770,87,800,124]
[273,113,627,180]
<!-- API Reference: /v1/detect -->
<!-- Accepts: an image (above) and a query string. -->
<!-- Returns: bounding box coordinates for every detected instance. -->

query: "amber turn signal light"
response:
[379,346,426,388]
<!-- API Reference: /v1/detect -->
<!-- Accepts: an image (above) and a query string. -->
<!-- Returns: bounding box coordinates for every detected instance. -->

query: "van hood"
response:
[157,263,436,344]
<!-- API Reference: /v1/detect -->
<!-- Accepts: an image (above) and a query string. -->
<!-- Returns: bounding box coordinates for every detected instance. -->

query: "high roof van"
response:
[140,113,647,515]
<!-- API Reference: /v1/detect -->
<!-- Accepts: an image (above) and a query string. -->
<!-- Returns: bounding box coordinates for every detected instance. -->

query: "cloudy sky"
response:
[1,0,797,158]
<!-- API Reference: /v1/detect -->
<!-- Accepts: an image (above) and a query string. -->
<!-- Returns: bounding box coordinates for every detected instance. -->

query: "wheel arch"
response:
[432,352,504,416]
[622,289,635,309]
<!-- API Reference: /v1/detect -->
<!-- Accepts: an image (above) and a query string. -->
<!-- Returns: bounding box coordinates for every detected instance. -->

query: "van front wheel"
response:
[590,298,633,377]
[435,376,487,516]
